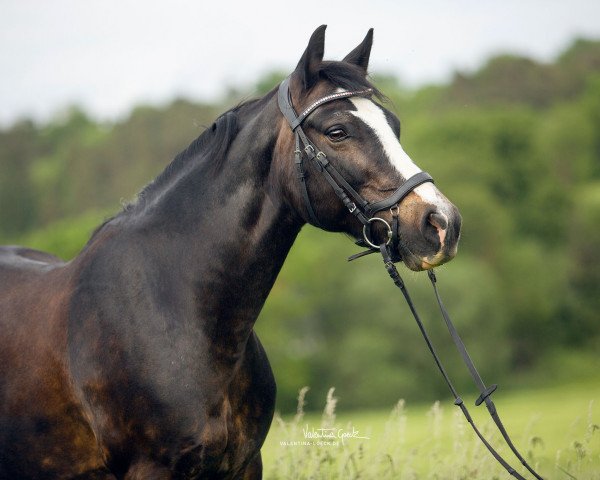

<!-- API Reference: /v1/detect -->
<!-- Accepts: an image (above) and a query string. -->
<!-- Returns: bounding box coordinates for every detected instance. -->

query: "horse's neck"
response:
[112,97,302,355]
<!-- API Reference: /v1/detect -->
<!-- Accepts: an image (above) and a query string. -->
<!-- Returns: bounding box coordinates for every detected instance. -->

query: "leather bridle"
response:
[278,76,544,480]
[277,76,433,256]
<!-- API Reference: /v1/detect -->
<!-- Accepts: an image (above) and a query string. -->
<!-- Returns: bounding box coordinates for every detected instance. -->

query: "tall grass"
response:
[262,384,600,479]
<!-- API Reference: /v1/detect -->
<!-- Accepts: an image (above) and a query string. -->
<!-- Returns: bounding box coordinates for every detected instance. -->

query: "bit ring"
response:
[362,217,393,249]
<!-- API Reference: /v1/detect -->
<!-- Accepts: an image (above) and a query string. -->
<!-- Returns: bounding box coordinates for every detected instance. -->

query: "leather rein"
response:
[277,76,544,480]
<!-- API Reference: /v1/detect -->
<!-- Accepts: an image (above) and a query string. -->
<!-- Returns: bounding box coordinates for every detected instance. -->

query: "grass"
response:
[261,380,600,479]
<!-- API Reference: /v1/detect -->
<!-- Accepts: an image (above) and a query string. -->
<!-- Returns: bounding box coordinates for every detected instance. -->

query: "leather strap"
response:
[278,78,300,129]
[294,132,321,227]
[379,245,532,480]
[278,77,376,226]
[279,75,544,479]
[291,87,372,130]
[364,171,433,216]
[293,122,370,226]
[427,270,544,480]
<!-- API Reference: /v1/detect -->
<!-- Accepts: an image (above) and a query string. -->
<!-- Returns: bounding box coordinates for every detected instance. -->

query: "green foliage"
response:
[0,121,40,235]
[1,37,599,412]
[7,209,115,260]
[254,71,288,95]
[563,183,600,346]
[440,38,600,109]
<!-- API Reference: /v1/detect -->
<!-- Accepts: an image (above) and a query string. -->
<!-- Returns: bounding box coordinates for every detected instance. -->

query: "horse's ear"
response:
[343,28,373,73]
[295,25,326,90]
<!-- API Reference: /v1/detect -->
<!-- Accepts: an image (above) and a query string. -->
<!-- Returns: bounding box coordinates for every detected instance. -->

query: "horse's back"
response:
[0,245,66,331]
[0,246,108,479]
[0,245,64,287]
[0,245,64,271]
[0,245,64,265]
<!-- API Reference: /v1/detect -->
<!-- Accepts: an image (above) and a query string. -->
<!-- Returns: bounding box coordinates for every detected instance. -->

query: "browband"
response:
[278,77,372,131]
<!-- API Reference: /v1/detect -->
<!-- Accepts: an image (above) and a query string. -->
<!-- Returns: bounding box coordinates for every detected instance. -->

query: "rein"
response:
[278,77,544,479]
[380,246,543,480]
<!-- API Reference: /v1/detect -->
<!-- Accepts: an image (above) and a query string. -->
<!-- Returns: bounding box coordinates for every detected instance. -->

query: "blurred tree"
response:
[0,121,39,237]
[254,71,287,96]
[557,38,600,99]
[450,55,558,107]
[1,36,600,411]
[563,184,600,346]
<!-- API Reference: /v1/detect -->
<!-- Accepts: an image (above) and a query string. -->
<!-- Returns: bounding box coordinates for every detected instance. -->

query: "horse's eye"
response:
[326,128,348,142]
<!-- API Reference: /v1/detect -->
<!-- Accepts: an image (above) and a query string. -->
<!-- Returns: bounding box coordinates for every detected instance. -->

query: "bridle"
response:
[277,76,544,480]
[277,76,433,257]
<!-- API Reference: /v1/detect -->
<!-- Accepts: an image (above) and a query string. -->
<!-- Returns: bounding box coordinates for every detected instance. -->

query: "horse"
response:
[0,26,461,479]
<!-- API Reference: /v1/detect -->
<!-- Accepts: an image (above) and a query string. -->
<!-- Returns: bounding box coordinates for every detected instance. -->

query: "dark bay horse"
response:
[0,26,460,479]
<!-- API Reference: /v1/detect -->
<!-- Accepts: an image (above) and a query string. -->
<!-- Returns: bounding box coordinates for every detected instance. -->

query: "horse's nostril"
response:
[428,212,448,231]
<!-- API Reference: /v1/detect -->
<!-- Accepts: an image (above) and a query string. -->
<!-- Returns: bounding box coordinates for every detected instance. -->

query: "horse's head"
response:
[275,26,461,271]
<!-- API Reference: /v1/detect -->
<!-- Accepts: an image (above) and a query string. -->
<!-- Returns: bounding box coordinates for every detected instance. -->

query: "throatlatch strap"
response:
[427,270,544,480]
[379,245,529,480]
[294,132,321,227]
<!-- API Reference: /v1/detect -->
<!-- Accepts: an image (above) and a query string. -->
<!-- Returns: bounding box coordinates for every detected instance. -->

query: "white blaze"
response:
[349,96,443,207]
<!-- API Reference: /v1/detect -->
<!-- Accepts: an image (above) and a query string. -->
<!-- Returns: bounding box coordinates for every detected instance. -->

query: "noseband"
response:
[277,76,545,480]
[277,76,433,254]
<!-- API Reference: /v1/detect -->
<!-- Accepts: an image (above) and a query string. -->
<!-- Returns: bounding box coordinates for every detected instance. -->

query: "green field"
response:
[261,381,600,479]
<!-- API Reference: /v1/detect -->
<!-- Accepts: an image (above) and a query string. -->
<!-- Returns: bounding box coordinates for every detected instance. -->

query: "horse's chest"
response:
[71,308,276,477]
[131,345,273,477]
[173,412,260,478]
[181,344,275,477]
[168,382,271,478]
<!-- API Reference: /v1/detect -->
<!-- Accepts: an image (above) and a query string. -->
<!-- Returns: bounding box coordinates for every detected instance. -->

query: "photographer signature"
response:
[302,425,370,445]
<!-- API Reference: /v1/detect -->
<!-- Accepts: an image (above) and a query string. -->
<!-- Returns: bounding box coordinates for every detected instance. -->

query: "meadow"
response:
[262,381,600,479]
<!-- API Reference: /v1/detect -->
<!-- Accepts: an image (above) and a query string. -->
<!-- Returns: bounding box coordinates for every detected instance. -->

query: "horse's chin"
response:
[402,254,427,272]
[411,250,457,271]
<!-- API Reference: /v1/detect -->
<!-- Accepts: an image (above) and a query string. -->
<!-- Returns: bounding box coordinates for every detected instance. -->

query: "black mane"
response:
[87,102,249,241]
[132,106,242,210]
[89,63,380,240]
[318,61,384,100]
[132,62,378,213]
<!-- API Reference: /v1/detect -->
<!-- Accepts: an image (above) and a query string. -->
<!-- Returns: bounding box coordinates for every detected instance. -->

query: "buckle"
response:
[304,144,315,159]
[315,150,328,162]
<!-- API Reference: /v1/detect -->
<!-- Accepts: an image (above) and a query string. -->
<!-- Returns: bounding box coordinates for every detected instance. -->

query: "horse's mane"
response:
[87,61,381,242]
[131,101,250,211]
[317,61,384,101]
[127,63,380,213]
[85,101,252,242]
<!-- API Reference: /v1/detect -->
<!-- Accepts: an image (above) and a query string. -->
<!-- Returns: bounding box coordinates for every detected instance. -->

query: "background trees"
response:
[1,38,599,412]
